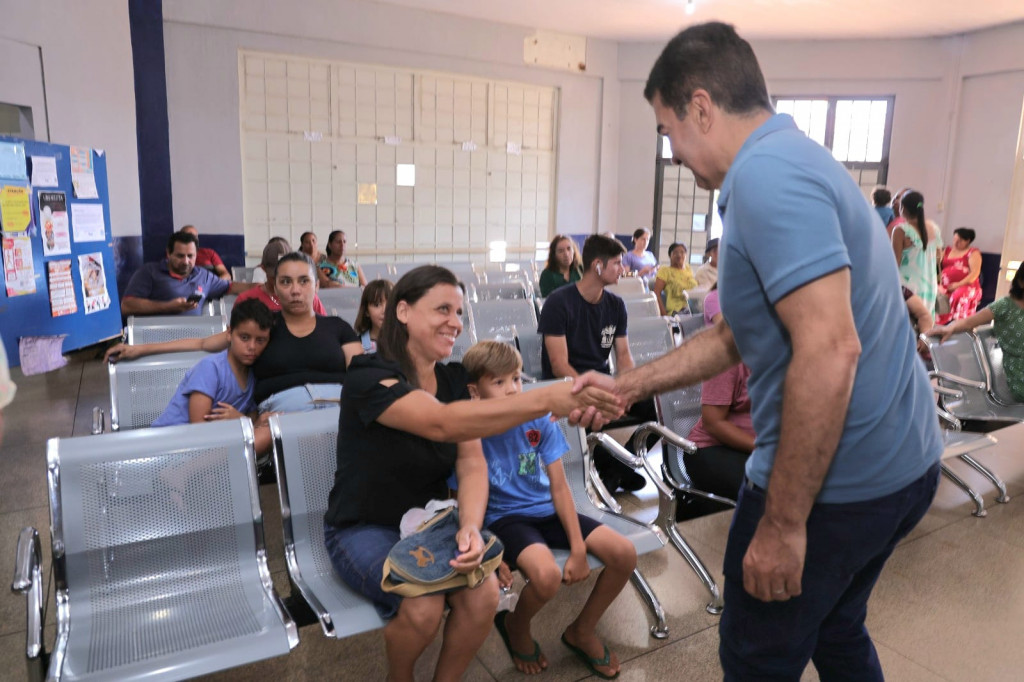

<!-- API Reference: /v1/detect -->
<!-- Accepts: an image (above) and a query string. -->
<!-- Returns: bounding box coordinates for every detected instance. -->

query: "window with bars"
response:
[653,96,894,261]
[239,51,558,262]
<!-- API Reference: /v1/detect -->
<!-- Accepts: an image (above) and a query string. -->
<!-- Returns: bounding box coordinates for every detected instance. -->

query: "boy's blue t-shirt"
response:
[151,350,255,427]
[479,415,570,527]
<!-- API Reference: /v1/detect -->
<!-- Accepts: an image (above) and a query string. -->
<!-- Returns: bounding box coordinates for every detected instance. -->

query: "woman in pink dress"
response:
[938,227,982,324]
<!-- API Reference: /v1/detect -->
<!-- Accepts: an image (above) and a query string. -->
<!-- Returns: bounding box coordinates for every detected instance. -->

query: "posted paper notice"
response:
[0,141,27,180]
[47,259,77,317]
[78,252,110,314]
[3,235,36,296]
[0,183,32,233]
[38,191,71,256]
[30,156,59,187]
[70,146,98,199]
[71,203,106,242]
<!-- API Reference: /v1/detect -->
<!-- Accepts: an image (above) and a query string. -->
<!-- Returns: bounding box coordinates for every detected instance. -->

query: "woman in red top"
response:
[235,237,328,316]
[938,227,982,324]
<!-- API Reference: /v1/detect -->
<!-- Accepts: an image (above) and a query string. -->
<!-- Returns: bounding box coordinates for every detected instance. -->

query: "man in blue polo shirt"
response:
[122,231,253,316]
[572,22,941,680]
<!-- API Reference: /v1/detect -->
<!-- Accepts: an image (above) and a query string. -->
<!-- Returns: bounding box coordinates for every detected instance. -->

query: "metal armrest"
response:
[587,426,677,500]
[11,527,44,659]
[929,371,987,391]
[932,385,964,399]
[937,407,962,430]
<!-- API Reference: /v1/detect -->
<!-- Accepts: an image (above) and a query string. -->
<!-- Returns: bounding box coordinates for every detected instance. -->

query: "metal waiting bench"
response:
[125,314,227,345]
[107,351,210,431]
[928,330,1024,424]
[12,419,297,681]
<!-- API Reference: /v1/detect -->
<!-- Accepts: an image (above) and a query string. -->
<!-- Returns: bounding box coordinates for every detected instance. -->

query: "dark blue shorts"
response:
[488,513,601,568]
[323,521,403,620]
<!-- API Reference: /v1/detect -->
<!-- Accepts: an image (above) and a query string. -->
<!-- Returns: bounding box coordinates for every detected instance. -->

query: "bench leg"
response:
[941,462,986,517]
[958,454,1010,504]
[664,521,725,615]
[587,464,623,514]
[629,568,669,639]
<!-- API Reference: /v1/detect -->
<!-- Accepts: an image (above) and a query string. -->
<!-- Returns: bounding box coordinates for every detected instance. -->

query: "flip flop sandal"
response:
[494,611,543,667]
[560,633,620,680]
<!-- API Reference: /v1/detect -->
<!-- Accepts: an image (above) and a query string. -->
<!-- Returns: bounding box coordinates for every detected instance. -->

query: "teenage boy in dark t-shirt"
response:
[538,234,646,492]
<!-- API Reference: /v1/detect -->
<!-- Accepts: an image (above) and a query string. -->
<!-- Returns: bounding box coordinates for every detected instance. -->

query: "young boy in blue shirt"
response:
[462,341,637,679]
[151,298,275,451]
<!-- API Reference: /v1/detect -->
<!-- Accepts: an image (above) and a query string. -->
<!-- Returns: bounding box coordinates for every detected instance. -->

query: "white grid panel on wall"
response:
[240,50,558,262]
[659,163,712,263]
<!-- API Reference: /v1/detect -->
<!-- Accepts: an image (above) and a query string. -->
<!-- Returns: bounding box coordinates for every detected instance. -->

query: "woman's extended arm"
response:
[374,380,621,443]
[104,331,231,363]
[928,307,994,342]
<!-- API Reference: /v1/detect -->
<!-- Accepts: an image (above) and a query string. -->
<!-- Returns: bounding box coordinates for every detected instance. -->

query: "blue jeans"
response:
[257,383,342,414]
[323,521,403,620]
[719,462,940,681]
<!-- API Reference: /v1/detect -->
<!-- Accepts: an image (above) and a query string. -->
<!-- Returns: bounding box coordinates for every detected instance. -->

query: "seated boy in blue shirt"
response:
[151,298,274,451]
[462,341,637,679]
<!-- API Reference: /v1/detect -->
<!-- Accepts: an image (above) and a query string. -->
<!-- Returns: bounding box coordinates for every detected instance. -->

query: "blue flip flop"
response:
[560,633,620,680]
[494,611,543,667]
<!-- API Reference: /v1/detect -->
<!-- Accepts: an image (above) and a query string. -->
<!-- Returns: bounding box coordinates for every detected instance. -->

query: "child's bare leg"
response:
[563,526,637,678]
[505,544,561,674]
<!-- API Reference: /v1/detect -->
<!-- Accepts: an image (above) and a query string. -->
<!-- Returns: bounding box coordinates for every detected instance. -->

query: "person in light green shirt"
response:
[539,234,583,298]
[930,263,1024,401]
[652,242,698,315]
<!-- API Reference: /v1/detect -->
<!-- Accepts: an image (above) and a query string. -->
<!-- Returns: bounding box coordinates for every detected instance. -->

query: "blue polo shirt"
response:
[717,114,941,504]
[123,261,230,316]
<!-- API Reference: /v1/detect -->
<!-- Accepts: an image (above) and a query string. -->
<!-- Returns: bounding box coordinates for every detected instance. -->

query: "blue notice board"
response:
[0,135,121,367]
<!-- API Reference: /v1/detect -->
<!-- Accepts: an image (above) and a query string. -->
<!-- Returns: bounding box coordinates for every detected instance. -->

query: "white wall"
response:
[161,0,620,246]
[0,1,140,238]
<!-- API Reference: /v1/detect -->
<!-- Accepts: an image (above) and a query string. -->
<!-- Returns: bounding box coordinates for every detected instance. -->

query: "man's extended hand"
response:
[741,515,806,602]
[566,371,625,429]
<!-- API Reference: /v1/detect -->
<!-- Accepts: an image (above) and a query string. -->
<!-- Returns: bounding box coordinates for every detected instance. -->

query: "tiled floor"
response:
[2,350,1024,680]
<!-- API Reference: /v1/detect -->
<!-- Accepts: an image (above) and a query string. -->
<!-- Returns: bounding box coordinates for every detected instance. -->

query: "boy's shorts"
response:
[488,513,602,568]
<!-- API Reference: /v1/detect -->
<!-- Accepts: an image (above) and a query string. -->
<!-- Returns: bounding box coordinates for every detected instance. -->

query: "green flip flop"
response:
[560,633,620,680]
[494,611,543,666]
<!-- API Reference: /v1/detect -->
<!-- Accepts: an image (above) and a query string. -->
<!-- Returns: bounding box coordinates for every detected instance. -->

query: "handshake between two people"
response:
[544,371,637,430]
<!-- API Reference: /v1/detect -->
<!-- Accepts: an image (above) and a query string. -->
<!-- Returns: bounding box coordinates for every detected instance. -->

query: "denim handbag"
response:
[381,507,504,597]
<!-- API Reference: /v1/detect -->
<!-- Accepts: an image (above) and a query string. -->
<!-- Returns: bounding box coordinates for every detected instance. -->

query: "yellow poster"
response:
[0,184,31,233]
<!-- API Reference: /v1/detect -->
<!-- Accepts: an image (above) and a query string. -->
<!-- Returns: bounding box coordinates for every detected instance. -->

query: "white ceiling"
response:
[373,0,1024,41]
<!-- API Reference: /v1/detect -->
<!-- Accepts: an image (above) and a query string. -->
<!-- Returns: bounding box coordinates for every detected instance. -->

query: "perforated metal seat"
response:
[938,429,1004,517]
[518,330,545,380]
[624,294,660,320]
[468,281,532,302]
[14,420,297,681]
[675,313,707,338]
[231,266,257,282]
[627,317,678,367]
[126,315,227,345]
[928,331,1024,422]
[522,382,671,638]
[317,287,364,311]
[468,298,538,339]
[977,327,1021,406]
[606,278,648,298]
[270,408,388,638]
[360,263,391,282]
[108,351,211,431]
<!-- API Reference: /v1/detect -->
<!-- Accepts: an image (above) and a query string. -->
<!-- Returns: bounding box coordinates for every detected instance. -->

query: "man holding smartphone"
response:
[121,231,255,316]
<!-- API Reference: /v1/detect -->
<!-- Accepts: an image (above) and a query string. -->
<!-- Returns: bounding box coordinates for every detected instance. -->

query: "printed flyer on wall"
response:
[38,191,71,256]
[78,252,110,314]
[3,234,36,296]
[47,259,77,317]
[70,146,98,199]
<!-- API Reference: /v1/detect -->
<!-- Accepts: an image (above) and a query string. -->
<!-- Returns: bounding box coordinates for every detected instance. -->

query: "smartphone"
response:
[186,293,203,304]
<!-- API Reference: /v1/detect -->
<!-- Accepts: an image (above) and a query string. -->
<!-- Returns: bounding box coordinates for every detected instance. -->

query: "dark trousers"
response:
[675,445,750,521]
[719,462,940,681]
[591,399,658,487]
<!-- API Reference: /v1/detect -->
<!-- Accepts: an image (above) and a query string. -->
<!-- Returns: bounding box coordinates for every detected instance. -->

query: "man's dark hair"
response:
[581,234,626,271]
[229,298,275,331]
[166,230,198,253]
[644,22,772,119]
[872,187,892,207]
[953,227,976,244]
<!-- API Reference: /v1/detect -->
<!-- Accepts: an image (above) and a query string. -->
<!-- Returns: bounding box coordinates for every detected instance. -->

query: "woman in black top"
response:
[104,252,363,424]
[323,266,620,682]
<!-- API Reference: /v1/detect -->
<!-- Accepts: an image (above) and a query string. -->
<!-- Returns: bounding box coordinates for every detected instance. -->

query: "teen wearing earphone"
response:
[537,234,649,492]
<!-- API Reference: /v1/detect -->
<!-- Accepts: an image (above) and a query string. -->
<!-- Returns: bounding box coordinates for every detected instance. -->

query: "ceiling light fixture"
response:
[685,0,696,16]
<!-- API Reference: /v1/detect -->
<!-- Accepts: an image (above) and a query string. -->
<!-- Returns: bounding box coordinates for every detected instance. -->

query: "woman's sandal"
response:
[494,611,543,668]
[560,633,620,680]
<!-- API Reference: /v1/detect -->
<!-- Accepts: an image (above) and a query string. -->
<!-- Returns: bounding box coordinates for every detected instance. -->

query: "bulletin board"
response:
[0,135,121,367]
